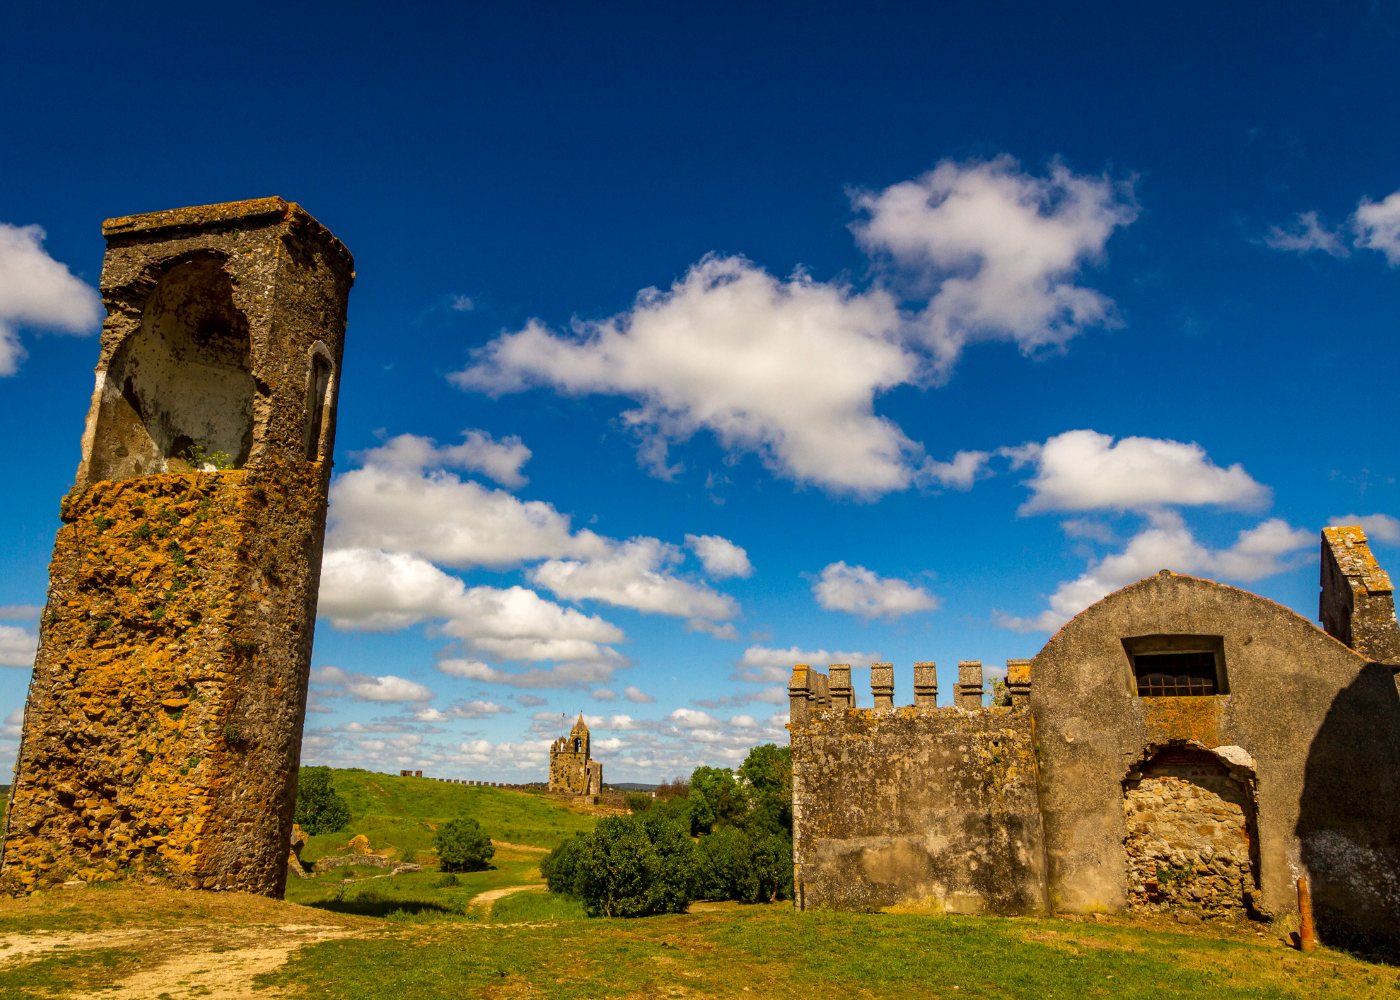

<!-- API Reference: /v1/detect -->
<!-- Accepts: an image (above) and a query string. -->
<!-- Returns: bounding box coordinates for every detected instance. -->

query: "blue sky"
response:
[1,2,1397,782]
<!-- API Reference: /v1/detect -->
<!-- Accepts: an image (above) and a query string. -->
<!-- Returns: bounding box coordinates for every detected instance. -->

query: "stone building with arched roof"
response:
[789,526,1400,951]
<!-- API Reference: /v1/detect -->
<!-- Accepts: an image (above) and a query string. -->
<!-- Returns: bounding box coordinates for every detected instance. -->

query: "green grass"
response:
[3,946,137,999]
[298,768,595,865]
[488,889,588,923]
[253,905,1400,999]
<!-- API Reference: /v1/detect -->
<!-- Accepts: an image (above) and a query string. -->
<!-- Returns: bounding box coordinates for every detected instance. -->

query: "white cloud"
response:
[919,450,990,490]
[1330,513,1400,546]
[328,464,602,568]
[685,533,753,579]
[592,687,617,701]
[852,156,1136,375]
[1017,430,1269,514]
[357,430,531,489]
[1267,188,1400,266]
[623,686,655,704]
[319,548,624,664]
[436,657,622,689]
[0,624,38,668]
[996,511,1311,632]
[0,223,103,376]
[735,644,878,683]
[1264,211,1349,257]
[2,706,22,739]
[312,665,435,703]
[530,536,739,621]
[0,605,40,620]
[454,255,917,495]
[669,707,719,728]
[687,619,740,640]
[450,294,475,312]
[813,561,939,619]
[1353,190,1400,265]
[452,160,1133,498]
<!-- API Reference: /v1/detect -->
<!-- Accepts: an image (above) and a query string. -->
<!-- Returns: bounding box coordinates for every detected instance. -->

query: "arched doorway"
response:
[1123,745,1258,917]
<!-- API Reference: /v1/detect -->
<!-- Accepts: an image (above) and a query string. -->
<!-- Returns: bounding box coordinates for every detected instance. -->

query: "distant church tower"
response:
[549,713,602,796]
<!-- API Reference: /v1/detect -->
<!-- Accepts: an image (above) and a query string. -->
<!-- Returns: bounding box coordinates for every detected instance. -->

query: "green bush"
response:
[294,766,351,835]
[433,816,495,872]
[563,814,695,917]
[540,832,588,895]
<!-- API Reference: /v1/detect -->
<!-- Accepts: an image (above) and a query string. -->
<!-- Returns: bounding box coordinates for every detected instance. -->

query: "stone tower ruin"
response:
[1,198,353,896]
[549,713,602,796]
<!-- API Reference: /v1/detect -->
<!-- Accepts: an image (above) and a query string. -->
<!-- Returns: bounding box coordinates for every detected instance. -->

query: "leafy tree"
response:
[688,766,746,835]
[569,814,695,917]
[738,744,792,834]
[293,766,351,835]
[434,816,495,872]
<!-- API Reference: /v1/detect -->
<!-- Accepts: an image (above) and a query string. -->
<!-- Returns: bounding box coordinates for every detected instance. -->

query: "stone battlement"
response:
[788,659,1033,723]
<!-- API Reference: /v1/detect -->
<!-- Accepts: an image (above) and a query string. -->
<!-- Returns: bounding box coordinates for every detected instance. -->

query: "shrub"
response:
[293,766,351,835]
[434,816,495,872]
[623,791,653,813]
[569,814,694,917]
[540,833,588,896]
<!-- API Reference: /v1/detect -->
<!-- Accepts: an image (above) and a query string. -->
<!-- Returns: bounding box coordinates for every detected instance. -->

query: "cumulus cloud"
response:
[0,223,103,376]
[455,255,916,495]
[453,160,1134,497]
[319,548,624,664]
[357,430,532,489]
[1354,190,1400,265]
[414,700,510,721]
[2,706,22,739]
[813,562,939,619]
[529,536,739,621]
[919,450,991,490]
[1264,211,1349,258]
[312,665,435,703]
[685,534,753,579]
[735,644,878,683]
[623,686,655,704]
[1016,430,1269,514]
[852,156,1137,375]
[328,463,602,568]
[1330,513,1400,546]
[592,687,617,701]
[996,511,1312,632]
[0,624,38,668]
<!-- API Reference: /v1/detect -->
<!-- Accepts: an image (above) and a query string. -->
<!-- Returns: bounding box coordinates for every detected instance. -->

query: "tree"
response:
[293,766,350,835]
[434,816,495,872]
[738,744,792,834]
[688,766,746,835]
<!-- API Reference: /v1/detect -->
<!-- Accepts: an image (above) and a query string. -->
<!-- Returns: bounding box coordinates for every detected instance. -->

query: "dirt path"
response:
[0,921,363,999]
[469,882,547,914]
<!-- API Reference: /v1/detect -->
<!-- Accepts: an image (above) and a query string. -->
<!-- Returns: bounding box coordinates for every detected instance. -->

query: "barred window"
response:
[1124,636,1227,697]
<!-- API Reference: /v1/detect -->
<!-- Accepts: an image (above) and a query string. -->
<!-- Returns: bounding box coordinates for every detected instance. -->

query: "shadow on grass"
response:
[306,898,463,919]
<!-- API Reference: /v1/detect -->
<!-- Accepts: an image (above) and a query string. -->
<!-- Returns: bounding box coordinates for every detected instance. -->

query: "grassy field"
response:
[1,771,1397,997]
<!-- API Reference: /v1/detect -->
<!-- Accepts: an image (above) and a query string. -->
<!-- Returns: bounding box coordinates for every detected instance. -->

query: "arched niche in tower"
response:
[87,255,255,481]
[303,341,335,461]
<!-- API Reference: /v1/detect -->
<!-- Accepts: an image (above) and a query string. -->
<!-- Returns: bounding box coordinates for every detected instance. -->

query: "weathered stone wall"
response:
[1320,525,1400,666]
[1032,569,1400,949]
[1123,749,1256,917]
[1,198,352,897]
[790,692,1046,915]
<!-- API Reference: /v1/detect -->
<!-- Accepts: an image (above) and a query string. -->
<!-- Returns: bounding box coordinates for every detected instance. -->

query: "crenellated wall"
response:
[789,661,1047,915]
